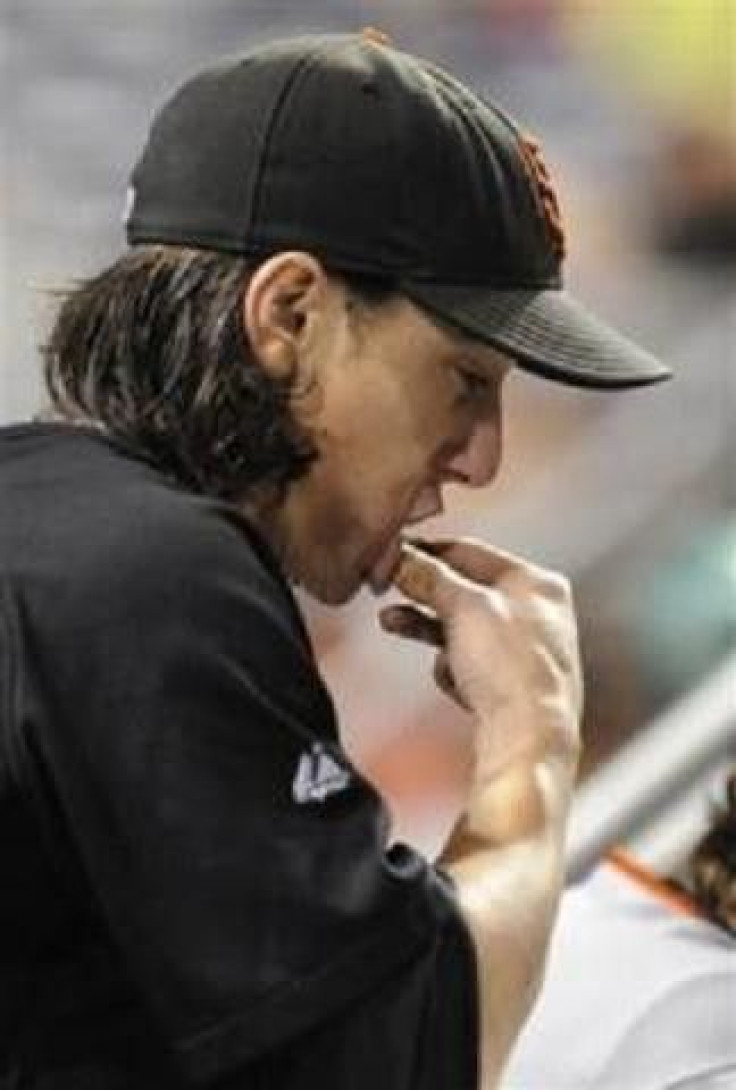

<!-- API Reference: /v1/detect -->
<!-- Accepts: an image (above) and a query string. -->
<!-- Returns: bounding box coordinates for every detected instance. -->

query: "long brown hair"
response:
[42,244,393,502]
[687,768,736,933]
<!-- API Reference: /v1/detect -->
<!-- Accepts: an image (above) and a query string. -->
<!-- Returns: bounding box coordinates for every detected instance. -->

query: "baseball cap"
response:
[126,31,671,390]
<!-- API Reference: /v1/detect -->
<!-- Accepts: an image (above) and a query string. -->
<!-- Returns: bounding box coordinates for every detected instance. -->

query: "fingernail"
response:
[404,538,437,555]
[409,537,454,555]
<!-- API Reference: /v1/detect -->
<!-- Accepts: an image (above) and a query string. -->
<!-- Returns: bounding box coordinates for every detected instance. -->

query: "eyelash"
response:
[456,367,489,402]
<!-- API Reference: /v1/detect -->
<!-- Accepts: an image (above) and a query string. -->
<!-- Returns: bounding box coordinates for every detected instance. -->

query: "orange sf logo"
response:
[518,133,567,263]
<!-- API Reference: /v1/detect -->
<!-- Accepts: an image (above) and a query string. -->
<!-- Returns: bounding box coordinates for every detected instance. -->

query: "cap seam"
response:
[417,65,561,275]
[247,42,346,242]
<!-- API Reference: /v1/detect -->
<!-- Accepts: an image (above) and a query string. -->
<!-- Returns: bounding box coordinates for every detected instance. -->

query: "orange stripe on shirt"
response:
[606,847,705,921]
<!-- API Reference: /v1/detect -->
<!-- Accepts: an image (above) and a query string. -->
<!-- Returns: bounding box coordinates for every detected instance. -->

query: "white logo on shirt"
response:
[292,742,351,804]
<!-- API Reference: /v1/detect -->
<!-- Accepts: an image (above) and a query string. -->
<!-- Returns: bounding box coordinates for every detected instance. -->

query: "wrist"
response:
[473,699,581,785]
[465,756,574,846]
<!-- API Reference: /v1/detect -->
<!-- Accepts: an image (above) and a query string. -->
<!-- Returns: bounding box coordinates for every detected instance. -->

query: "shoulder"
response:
[37,432,299,628]
[598,962,736,1085]
[6,430,318,691]
[1,425,287,605]
[3,426,336,739]
[101,478,287,615]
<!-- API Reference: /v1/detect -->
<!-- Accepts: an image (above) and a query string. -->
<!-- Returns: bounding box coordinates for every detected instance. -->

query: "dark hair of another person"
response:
[686,769,736,934]
[42,245,394,502]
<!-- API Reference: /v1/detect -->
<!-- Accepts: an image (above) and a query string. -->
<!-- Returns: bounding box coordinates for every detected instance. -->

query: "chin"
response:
[316,587,356,607]
[300,567,362,608]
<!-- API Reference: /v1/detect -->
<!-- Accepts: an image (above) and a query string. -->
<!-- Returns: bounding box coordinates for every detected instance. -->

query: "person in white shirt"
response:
[504,769,736,1090]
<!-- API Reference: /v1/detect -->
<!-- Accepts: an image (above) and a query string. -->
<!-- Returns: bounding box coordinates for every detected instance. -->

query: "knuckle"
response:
[396,562,435,603]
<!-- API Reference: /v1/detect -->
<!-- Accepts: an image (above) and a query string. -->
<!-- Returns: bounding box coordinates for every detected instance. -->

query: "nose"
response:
[444,417,502,489]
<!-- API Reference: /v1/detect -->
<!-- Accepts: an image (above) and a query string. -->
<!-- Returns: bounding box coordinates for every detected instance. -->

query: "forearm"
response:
[387,538,582,1088]
[442,720,578,1088]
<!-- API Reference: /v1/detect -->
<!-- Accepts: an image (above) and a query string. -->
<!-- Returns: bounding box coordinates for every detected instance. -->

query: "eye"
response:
[455,366,489,403]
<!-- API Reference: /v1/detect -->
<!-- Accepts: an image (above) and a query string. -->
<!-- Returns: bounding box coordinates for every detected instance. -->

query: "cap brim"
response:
[402,282,672,389]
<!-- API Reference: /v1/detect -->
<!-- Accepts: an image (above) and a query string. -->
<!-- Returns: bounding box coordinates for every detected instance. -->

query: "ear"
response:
[242,252,329,379]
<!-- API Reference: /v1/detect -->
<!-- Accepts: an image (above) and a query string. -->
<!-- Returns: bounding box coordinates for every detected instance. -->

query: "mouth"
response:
[366,535,406,596]
[363,483,443,595]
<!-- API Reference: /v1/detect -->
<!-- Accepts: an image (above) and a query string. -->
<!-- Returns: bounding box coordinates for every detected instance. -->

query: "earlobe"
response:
[242,252,325,379]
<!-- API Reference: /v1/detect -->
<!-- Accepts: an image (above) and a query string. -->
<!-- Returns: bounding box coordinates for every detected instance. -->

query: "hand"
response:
[381,540,583,1085]
[380,538,582,775]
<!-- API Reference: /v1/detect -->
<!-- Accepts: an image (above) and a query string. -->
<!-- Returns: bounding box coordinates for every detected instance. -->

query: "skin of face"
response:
[242,252,513,605]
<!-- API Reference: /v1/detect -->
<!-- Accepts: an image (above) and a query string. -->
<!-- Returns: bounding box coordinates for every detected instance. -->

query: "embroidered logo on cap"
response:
[292,742,351,804]
[518,133,567,262]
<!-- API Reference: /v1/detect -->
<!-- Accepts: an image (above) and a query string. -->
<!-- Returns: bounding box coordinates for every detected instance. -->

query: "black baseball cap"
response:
[126,31,671,390]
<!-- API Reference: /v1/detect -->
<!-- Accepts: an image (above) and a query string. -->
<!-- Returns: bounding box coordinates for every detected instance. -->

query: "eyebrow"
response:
[458,347,513,380]
[447,326,512,368]
[432,311,513,373]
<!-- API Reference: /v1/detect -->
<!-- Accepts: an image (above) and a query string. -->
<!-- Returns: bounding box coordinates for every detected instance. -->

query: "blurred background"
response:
[2,0,734,871]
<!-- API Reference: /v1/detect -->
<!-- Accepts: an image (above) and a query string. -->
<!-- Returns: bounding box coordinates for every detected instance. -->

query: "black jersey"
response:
[0,423,477,1088]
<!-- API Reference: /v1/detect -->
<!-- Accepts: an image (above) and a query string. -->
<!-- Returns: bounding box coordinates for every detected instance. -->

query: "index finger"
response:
[392,541,466,615]
[409,536,536,586]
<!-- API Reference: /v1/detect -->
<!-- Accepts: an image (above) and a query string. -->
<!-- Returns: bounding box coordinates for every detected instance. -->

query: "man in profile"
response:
[0,31,669,1089]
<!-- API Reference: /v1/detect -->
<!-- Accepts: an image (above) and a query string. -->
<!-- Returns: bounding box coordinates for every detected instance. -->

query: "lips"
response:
[364,484,443,595]
[367,536,405,595]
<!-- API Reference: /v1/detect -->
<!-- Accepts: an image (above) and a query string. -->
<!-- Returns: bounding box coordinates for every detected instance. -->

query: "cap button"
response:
[360,27,393,47]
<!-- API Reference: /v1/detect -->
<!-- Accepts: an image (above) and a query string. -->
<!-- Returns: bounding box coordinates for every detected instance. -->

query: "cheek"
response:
[315,377,459,526]
[332,407,432,498]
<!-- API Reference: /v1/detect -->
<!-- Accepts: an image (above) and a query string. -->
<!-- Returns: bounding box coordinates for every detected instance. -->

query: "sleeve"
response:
[24,500,479,1086]
[214,879,479,1090]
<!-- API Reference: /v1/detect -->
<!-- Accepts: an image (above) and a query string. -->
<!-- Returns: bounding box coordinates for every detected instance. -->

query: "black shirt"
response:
[0,424,478,1088]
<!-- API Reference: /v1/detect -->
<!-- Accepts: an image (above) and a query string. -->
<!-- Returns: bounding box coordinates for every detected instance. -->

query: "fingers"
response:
[378,601,468,710]
[392,537,533,619]
[434,653,471,711]
[379,603,446,648]
[378,602,468,709]
[409,535,557,591]
[392,541,466,615]
[388,535,581,747]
